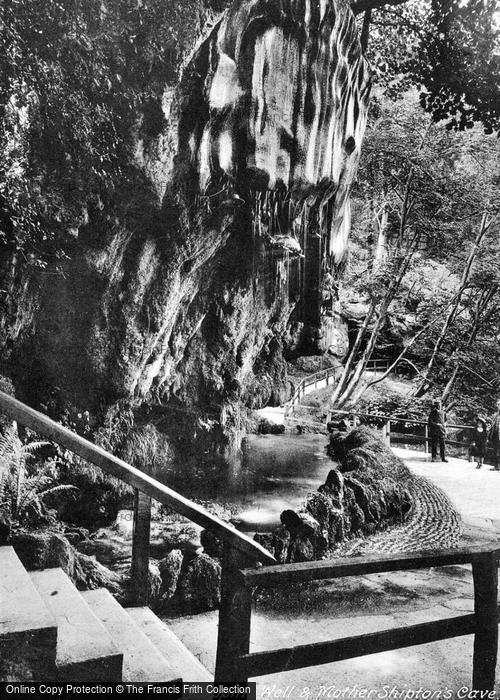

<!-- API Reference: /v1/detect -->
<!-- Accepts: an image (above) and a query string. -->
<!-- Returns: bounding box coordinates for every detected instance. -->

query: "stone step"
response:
[0,547,57,681]
[82,589,182,682]
[29,568,123,681]
[127,606,212,682]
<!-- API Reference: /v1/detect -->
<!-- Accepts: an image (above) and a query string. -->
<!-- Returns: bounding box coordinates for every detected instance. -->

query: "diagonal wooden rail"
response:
[2,389,499,689]
[0,389,278,683]
[0,390,275,567]
[285,358,391,418]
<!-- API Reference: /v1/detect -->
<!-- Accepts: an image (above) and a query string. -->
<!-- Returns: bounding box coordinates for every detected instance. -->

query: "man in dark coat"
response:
[428,400,448,463]
[488,400,500,471]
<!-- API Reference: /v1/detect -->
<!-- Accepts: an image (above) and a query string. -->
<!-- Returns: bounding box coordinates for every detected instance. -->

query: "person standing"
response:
[488,400,500,471]
[471,416,488,469]
[428,400,448,463]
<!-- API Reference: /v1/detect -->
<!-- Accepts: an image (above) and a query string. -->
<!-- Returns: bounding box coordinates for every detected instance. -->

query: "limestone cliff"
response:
[0,0,370,460]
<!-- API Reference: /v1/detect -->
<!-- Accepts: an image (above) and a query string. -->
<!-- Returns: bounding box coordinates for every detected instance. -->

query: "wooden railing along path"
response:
[0,390,499,688]
[0,390,276,682]
[236,546,500,688]
[328,408,475,456]
[285,358,391,418]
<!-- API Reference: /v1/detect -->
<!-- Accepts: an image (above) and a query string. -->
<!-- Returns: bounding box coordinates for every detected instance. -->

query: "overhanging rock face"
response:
[177,0,370,349]
[1,0,370,456]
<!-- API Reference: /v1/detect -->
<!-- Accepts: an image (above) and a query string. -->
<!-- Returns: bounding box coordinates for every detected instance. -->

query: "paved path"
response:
[255,371,398,426]
[331,472,463,556]
[394,447,500,541]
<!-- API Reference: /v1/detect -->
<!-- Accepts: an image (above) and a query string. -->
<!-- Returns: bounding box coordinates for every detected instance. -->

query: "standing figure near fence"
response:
[428,400,448,463]
[470,416,488,469]
[488,400,500,471]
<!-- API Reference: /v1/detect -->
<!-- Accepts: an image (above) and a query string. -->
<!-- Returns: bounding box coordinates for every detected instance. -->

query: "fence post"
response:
[424,424,429,454]
[215,543,252,683]
[385,420,391,447]
[472,552,498,691]
[131,488,152,605]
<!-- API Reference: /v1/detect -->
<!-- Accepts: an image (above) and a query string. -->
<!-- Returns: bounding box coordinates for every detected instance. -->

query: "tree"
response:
[353,0,500,134]
[333,93,500,409]
[410,211,500,416]
[0,0,202,266]
[414,211,496,395]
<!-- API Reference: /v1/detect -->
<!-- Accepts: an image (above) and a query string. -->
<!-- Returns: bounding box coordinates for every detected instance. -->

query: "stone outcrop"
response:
[150,427,414,612]
[256,427,413,562]
[174,553,222,612]
[158,549,184,603]
[10,529,121,594]
[0,0,370,463]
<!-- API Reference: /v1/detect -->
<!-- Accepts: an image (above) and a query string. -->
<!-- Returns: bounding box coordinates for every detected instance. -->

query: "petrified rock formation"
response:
[149,427,413,612]
[255,427,413,562]
[10,529,121,593]
[176,0,371,351]
[1,0,370,458]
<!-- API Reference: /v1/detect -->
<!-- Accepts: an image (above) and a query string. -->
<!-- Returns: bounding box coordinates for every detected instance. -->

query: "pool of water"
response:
[159,433,334,531]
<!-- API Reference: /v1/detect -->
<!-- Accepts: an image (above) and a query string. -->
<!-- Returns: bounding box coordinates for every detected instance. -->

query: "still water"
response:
[163,433,334,531]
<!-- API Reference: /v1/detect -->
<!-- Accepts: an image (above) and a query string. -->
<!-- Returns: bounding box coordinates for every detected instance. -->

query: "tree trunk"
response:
[415,212,492,396]
[373,204,390,269]
[440,285,498,403]
[330,299,377,405]
[335,236,418,407]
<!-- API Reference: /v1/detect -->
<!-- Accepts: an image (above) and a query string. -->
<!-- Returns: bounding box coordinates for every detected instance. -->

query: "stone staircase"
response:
[0,546,212,683]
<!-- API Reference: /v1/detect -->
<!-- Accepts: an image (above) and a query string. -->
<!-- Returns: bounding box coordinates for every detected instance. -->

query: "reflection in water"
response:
[159,434,334,531]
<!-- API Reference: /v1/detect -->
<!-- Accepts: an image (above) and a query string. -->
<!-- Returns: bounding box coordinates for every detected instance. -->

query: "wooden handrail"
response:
[239,545,500,587]
[0,390,276,566]
[239,612,478,677]
[329,409,475,430]
[286,364,341,415]
[230,546,500,688]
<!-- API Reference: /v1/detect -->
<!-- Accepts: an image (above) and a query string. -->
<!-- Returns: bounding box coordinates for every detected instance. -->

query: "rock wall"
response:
[0,0,370,459]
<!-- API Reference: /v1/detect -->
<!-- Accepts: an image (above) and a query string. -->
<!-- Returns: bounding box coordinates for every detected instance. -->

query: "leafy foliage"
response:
[0,0,202,265]
[341,91,500,414]
[0,425,76,525]
[362,0,500,134]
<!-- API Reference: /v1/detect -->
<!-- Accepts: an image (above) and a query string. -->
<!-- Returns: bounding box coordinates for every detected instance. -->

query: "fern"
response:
[0,425,77,526]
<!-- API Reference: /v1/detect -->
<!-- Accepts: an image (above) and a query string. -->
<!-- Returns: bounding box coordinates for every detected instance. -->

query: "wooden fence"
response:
[231,546,499,690]
[0,390,276,683]
[328,409,475,456]
[1,390,498,689]
[285,358,391,418]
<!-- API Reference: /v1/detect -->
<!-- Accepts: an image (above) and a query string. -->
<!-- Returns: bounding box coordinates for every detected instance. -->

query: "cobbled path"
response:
[332,475,462,556]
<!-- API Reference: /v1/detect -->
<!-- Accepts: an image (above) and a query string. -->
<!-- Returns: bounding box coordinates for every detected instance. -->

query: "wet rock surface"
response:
[0,0,370,466]
[174,554,222,613]
[158,549,184,603]
[256,427,415,563]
